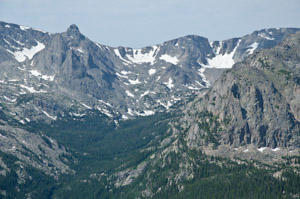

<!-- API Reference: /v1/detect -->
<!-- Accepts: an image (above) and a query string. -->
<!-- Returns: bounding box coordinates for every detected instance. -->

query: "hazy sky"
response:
[1,0,300,48]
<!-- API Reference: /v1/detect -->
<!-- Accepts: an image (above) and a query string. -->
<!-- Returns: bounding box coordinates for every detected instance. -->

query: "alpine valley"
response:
[0,21,300,198]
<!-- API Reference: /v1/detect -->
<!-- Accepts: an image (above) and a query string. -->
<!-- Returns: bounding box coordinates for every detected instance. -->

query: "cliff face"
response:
[183,31,300,150]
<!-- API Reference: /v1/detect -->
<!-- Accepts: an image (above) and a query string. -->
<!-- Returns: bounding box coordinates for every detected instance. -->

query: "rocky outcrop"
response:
[182,31,300,150]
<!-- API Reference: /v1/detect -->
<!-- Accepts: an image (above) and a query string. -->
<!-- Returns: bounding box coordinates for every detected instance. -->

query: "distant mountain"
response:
[0,21,299,123]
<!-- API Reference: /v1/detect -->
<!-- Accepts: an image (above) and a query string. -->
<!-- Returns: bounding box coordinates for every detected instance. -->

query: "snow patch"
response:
[4,96,16,103]
[140,91,149,98]
[41,74,55,81]
[127,108,155,117]
[80,103,92,109]
[76,48,84,53]
[121,70,131,75]
[19,85,47,93]
[187,86,200,90]
[7,41,45,62]
[116,72,128,79]
[5,25,10,28]
[30,70,41,77]
[205,40,241,68]
[97,107,113,118]
[127,108,135,116]
[136,110,155,116]
[148,68,156,75]
[114,49,132,65]
[128,78,141,85]
[126,46,159,65]
[163,78,174,89]
[9,79,20,82]
[271,148,280,152]
[20,25,30,31]
[159,54,179,65]
[126,90,134,98]
[42,110,57,120]
[243,149,249,153]
[258,33,274,40]
[29,70,55,81]
[95,43,104,50]
[19,120,26,124]
[257,147,267,152]
[157,100,172,109]
[171,96,181,101]
[70,112,86,117]
[98,99,113,107]
[246,42,259,55]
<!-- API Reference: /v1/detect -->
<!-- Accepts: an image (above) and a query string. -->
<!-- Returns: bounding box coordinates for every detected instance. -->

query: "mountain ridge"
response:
[1,21,299,123]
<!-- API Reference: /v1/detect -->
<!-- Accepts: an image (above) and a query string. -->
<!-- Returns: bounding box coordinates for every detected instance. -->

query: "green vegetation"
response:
[278,69,292,80]
[0,152,56,199]
[0,109,300,198]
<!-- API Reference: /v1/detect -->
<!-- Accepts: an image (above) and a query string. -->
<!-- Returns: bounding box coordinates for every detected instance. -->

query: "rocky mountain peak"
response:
[66,24,83,40]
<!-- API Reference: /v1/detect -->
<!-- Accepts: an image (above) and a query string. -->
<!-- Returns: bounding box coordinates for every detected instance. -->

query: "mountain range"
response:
[1,21,299,121]
[0,21,300,198]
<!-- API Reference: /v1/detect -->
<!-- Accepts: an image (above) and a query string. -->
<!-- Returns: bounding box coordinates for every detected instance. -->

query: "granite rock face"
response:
[182,31,300,150]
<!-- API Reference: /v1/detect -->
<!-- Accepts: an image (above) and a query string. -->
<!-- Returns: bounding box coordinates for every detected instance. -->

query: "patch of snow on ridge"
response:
[148,68,156,75]
[20,25,30,31]
[121,70,131,75]
[246,42,259,55]
[29,70,42,77]
[205,39,241,69]
[42,110,57,120]
[257,147,267,152]
[136,110,155,116]
[128,79,141,85]
[76,48,84,53]
[96,107,113,118]
[71,113,86,117]
[98,99,113,107]
[7,41,45,62]
[126,46,159,65]
[140,91,150,99]
[80,103,92,109]
[258,33,274,40]
[4,96,16,103]
[159,54,179,65]
[126,90,134,98]
[164,78,174,89]
[198,67,210,87]
[29,70,55,81]
[271,148,280,152]
[19,85,47,93]
[114,49,132,65]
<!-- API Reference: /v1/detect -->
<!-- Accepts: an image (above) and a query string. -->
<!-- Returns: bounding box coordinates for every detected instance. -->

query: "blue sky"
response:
[1,0,300,48]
